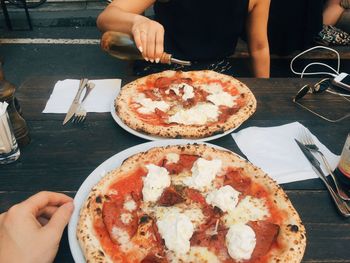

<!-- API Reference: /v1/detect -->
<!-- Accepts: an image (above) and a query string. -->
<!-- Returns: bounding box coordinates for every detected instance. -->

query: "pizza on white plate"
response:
[115,70,256,139]
[77,144,306,263]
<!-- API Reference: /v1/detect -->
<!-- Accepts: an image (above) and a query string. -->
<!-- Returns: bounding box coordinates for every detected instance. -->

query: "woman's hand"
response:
[0,191,74,263]
[132,15,165,63]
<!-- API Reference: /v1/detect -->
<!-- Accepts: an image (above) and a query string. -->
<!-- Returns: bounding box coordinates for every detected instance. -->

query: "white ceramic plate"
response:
[110,101,240,142]
[68,140,234,263]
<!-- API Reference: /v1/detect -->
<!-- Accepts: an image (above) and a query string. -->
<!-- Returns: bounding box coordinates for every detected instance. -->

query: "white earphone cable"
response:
[290,45,340,77]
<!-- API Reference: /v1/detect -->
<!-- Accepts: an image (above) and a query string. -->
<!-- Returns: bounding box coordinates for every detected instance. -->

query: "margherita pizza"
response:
[77,144,306,263]
[115,70,256,138]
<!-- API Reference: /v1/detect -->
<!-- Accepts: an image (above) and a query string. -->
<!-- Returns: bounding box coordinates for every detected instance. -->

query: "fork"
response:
[73,82,95,123]
[300,127,350,201]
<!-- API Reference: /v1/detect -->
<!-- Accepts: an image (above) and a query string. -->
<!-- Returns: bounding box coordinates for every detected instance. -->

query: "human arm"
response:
[246,0,271,78]
[0,191,74,263]
[97,0,164,62]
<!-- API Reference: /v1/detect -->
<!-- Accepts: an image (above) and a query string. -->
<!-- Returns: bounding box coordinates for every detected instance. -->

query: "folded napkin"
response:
[231,122,340,184]
[43,79,121,113]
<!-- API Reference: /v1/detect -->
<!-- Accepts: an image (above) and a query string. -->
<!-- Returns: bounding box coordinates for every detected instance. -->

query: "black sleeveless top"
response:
[154,0,249,61]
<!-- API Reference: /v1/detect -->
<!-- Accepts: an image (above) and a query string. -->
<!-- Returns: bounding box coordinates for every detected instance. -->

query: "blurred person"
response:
[268,0,324,55]
[268,0,350,57]
[97,0,271,78]
[0,191,74,263]
[316,0,350,46]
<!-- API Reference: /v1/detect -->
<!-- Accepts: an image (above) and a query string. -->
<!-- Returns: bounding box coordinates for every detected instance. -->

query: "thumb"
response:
[45,202,74,238]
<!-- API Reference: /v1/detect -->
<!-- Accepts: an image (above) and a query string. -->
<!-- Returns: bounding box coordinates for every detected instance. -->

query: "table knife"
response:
[63,78,89,125]
[295,139,350,217]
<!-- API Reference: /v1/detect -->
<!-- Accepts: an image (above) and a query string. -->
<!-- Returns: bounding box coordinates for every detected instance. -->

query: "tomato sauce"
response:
[92,168,147,261]
[93,217,126,262]
[163,154,199,174]
[109,168,145,197]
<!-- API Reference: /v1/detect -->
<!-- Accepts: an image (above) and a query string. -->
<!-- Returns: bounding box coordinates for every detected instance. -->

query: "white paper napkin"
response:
[231,122,340,184]
[42,79,121,113]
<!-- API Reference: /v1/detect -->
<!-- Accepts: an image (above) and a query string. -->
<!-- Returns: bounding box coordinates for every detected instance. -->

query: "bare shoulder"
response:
[248,0,270,13]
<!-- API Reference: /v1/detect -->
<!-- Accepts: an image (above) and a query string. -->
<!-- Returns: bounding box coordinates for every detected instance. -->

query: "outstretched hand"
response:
[0,191,74,263]
[132,15,165,63]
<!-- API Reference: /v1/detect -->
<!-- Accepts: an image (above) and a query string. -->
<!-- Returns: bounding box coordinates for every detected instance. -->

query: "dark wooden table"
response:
[1,77,350,262]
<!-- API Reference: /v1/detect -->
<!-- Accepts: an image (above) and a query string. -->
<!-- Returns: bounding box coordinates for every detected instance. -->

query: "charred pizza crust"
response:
[77,144,306,263]
[115,70,257,138]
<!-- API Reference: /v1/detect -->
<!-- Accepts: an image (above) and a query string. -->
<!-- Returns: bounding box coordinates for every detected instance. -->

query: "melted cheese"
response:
[111,227,133,251]
[223,196,269,226]
[200,82,237,107]
[168,103,219,125]
[206,185,240,213]
[123,196,137,211]
[199,83,222,94]
[184,158,222,190]
[156,210,194,255]
[168,83,194,101]
[182,83,194,100]
[167,246,221,263]
[169,84,181,96]
[120,213,133,225]
[226,224,256,261]
[150,205,205,230]
[142,164,170,202]
[207,92,237,107]
[166,153,180,164]
[135,93,170,114]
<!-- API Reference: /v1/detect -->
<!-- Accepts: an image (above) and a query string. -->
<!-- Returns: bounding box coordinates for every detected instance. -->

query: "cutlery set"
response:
[63,79,95,125]
[295,129,350,217]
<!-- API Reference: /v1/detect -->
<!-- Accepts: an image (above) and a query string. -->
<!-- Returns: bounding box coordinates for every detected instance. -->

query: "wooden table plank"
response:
[1,77,349,262]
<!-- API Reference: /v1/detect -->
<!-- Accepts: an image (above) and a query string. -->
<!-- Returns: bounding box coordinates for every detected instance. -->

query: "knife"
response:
[295,139,350,217]
[63,78,89,125]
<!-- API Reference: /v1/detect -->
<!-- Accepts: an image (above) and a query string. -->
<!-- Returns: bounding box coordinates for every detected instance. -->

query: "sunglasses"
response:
[293,78,350,122]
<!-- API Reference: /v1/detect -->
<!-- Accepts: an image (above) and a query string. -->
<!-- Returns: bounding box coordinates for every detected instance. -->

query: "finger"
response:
[146,28,157,62]
[38,205,59,219]
[37,216,49,226]
[133,28,143,53]
[140,30,148,61]
[155,27,165,63]
[0,212,5,224]
[20,191,73,215]
[45,202,74,238]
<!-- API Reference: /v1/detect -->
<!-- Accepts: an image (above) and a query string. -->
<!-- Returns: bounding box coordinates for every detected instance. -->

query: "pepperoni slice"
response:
[132,215,166,262]
[141,255,167,263]
[154,108,169,121]
[190,227,229,259]
[163,154,199,174]
[173,77,193,85]
[155,77,172,89]
[102,199,139,242]
[218,106,239,122]
[158,186,185,206]
[185,188,206,205]
[144,90,159,101]
[249,221,280,259]
[224,168,252,195]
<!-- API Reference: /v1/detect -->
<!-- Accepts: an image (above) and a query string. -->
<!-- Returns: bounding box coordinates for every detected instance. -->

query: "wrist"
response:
[132,14,149,28]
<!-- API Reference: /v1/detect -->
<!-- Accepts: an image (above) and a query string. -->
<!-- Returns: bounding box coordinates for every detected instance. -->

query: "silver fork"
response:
[300,127,350,201]
[73,82,95,123]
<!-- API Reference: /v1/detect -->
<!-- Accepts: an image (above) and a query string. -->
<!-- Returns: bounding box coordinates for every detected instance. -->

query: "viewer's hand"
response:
[132,15,165,63]
[0,191,74,263]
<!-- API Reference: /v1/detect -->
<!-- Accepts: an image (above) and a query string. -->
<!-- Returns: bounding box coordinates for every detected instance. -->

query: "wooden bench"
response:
[233,40,350,60]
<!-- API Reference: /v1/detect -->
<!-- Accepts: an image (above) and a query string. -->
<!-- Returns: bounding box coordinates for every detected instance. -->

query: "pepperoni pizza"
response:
[77,144,306,263]
[115,70,256,138]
